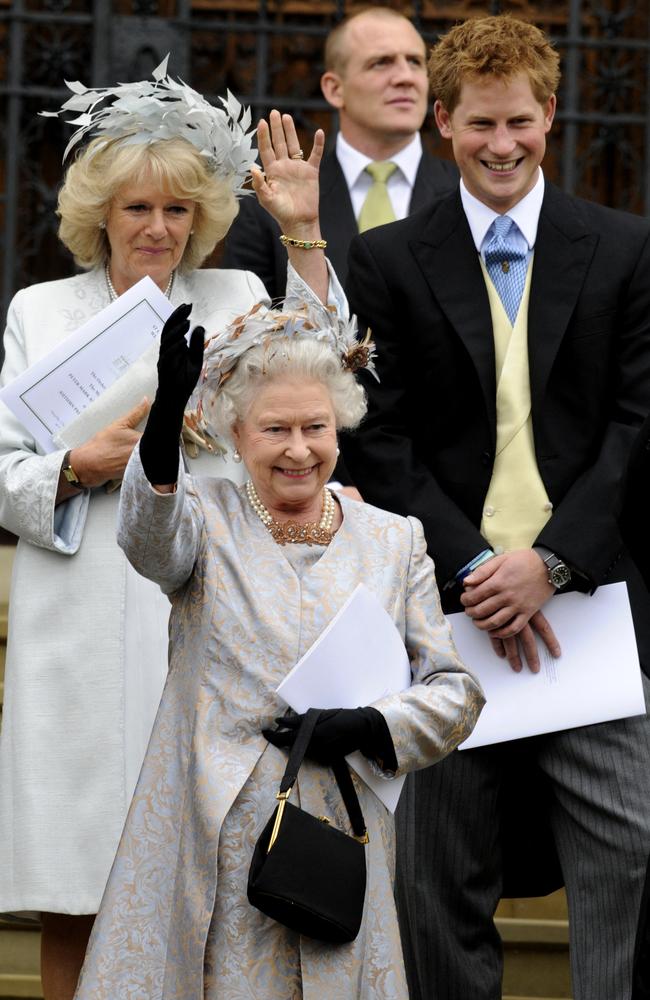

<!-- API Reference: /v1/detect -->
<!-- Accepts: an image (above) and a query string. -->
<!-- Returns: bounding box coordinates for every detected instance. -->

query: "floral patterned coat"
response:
[75,449,484,1000]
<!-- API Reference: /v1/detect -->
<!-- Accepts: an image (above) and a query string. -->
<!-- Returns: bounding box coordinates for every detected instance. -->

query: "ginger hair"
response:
[428,14,561,112]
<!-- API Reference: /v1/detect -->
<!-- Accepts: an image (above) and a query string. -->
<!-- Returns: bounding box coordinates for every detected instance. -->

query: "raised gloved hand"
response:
[139,303,205,485]
[263,707,397,771]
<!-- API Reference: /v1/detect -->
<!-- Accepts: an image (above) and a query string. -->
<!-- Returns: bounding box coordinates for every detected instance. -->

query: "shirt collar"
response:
[460,169,545,251]
[336,131,423,190]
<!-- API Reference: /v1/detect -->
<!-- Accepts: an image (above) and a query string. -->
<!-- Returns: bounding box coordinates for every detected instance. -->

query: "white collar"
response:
[336,131,423,190]
[460,169,545,251]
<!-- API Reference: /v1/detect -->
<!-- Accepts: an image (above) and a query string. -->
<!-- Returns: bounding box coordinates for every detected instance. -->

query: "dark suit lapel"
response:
[410,193,497,437]
[410,150,459,211]
[319,152,357,283]
[528,184,599,411]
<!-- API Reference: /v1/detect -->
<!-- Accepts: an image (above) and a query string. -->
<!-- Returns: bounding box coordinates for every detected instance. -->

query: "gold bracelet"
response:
[279,234,327,250]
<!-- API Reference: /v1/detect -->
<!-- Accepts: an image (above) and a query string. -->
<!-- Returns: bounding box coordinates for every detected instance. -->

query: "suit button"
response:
[484,506,495,517]
[481,451,492,467]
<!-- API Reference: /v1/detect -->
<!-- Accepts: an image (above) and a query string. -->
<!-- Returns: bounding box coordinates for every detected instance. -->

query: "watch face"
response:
[550,564,571,588]
[63,464,82,487]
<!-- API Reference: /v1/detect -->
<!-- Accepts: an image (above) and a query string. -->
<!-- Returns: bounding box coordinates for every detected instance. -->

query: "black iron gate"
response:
[1,0,649,329]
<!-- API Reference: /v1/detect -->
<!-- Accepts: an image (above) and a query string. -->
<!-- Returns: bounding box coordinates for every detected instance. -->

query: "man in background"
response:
[222,5,457,294]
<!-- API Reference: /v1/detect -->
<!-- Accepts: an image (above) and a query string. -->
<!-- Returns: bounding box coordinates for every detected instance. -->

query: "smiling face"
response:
[321,12,428,158]
[105,178,196,294]
[232,377,338,521]
[434,72,555,213]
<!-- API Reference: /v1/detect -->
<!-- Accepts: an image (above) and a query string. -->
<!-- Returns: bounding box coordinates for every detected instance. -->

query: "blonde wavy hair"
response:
[428,14,561,112]
[57,136,239,272]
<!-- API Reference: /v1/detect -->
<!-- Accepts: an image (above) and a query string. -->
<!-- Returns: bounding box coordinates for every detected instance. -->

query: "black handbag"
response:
[248,708,369,943]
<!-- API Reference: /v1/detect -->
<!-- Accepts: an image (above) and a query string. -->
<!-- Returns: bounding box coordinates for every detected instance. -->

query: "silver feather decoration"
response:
[40,55,258,197]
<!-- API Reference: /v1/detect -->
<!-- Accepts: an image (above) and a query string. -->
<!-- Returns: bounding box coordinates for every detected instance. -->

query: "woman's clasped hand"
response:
[264,707,398,769]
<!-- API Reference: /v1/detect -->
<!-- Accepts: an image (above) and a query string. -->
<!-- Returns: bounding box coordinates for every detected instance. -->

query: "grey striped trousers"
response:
[396,675,650,1000]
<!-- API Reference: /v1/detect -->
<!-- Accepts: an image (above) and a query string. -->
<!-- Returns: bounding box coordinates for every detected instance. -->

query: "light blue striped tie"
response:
[484,216,528,325]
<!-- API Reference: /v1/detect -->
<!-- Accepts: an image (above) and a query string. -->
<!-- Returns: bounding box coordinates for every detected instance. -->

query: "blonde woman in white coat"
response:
[0,62,342,1000]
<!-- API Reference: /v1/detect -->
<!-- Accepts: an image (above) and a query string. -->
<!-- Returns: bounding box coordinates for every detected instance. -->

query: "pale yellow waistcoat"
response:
[479,256,553,551]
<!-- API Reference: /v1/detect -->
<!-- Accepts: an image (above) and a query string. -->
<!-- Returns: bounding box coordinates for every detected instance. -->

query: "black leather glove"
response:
[139,303,204,485]
[263,707,397,771]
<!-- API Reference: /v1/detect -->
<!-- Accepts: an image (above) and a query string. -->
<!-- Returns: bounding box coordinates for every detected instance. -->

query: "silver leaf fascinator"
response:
[39,54,257,197]
[183,303,377,452]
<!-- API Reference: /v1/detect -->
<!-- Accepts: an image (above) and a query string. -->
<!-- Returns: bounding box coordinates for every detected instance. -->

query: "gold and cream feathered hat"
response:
[183,303,377,452]
[40,54,257,197]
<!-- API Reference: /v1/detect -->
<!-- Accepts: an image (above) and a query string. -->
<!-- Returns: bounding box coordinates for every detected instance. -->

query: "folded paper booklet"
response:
[0,276,174,453]
[450,581,646,750]
[277,583,412,812]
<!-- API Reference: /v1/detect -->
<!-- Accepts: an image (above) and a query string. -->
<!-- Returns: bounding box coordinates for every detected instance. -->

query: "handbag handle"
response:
[277,708,367,842]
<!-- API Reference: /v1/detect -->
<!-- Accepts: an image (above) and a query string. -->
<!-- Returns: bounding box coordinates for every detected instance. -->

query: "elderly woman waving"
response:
[0,59,342,999]
[73,305,485,999]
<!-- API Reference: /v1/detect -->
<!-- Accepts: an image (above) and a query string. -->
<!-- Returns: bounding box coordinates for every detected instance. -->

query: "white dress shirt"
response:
[336,131,423,222]
[460,168,545,264]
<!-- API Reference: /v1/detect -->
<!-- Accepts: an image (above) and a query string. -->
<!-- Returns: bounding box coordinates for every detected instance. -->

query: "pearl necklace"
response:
[105,263,174,302]
[245,480,335,546]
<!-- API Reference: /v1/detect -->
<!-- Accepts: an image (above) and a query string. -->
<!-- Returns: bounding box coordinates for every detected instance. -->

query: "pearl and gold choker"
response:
[105,263,174,302]
[245,480,335,546]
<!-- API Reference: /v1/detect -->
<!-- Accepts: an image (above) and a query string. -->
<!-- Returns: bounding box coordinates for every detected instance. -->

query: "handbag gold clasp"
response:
[353,829,369,845]
[267,789,291,854]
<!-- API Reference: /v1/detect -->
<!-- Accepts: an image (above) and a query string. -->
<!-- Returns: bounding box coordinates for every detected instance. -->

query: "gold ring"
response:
[290,150,304,160]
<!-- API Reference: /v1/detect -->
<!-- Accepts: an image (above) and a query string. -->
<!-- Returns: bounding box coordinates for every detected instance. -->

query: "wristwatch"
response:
[61,450,84,489]
[540,550,571,590]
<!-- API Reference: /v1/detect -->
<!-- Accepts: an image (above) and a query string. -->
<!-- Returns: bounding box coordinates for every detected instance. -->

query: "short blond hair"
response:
[429,14,561,113]
[324,6,420,75]
[57,136,238,272]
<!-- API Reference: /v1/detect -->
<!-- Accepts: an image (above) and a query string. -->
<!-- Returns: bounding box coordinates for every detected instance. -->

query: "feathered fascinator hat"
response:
[183,303,377,452]
[40,54,257,197]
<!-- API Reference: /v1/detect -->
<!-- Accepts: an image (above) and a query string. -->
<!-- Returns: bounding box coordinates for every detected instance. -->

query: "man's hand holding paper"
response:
[461,549,560,672]
[450,582,645,750]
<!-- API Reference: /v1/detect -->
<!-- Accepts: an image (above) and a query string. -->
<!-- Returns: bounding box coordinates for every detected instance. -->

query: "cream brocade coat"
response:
[75,450,484,1000]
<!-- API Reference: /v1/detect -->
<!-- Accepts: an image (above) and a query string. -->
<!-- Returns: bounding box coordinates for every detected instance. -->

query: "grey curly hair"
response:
[205,337,367,445]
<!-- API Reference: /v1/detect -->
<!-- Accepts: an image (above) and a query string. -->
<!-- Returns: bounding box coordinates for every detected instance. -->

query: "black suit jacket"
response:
[221,147,459,298]
[343,182,650,668]
[620,412,650,593]
[342,181,650,897]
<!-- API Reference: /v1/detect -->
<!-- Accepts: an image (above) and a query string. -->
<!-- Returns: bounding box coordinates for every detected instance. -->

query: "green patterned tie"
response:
[357,161,398,232]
